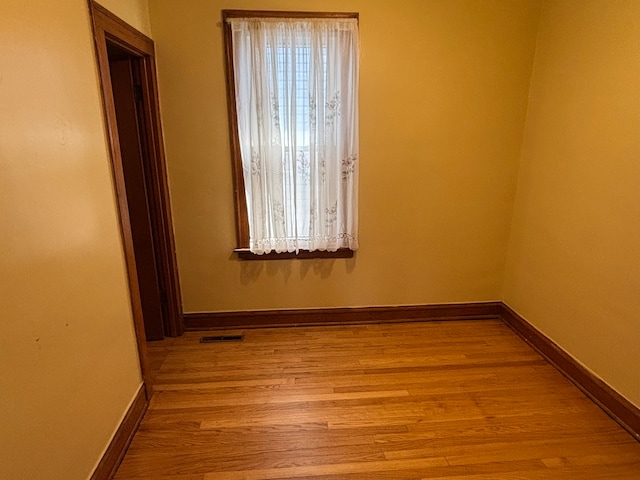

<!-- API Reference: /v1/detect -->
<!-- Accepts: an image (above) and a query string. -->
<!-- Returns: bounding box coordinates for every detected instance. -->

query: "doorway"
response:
[89,1,183,393]
[108,45,165,341]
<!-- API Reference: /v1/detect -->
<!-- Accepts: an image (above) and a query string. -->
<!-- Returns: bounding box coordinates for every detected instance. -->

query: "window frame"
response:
[222,9,359,260]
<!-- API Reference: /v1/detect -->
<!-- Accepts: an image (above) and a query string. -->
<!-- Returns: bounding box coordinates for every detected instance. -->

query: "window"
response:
[223,10,360,258]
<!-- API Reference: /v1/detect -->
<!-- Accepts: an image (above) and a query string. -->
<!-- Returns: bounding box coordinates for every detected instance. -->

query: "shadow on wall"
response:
[236,255,357,284]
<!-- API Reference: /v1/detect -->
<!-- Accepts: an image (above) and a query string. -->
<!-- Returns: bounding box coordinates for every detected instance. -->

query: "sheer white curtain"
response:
[229,17,359,254]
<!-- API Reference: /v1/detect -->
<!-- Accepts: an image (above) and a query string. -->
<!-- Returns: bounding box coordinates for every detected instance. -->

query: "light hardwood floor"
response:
[116,320,640,479]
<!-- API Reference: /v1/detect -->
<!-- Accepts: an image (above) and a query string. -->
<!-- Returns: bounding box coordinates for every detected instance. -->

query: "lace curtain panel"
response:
[229,17,359,254]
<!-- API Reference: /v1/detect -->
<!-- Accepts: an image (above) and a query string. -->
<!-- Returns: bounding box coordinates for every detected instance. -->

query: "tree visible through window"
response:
[223,11,359,257]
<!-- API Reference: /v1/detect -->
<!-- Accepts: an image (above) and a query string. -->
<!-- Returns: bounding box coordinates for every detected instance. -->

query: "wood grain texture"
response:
[183,302,502,330]
[114,320,640,479]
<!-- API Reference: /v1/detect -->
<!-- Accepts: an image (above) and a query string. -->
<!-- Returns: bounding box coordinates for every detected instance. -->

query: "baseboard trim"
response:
[183,302,503,330]
[90,384,148,480]
[184,301,639,442]
[501,303,640,442]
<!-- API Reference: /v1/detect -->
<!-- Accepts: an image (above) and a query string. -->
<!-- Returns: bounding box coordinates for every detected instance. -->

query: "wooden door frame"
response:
[88,1,183,394]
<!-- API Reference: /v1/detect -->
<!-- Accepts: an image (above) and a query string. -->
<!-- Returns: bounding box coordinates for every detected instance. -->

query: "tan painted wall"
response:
[149,0,541,312]
[1,1,636,476]
[99,0,153,37]
[503,0,640,408]
[0,0,151,478]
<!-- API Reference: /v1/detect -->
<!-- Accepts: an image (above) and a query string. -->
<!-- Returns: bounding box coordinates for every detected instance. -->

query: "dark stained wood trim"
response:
[89,0,151,395]
[184,302,503,330]
[89,0,184,364]
[222,10,359,20]
[222,11,248,247]
[500,303,640,442]
[136,43,184,338]
[91,3,154,53]
[90,385,147,480]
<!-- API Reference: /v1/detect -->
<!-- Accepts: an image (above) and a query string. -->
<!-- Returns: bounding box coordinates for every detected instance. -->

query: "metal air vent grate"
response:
[200,335,244,343]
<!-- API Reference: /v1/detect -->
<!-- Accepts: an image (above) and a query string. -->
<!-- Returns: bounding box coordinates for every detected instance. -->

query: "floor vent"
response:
[200,335,244,343]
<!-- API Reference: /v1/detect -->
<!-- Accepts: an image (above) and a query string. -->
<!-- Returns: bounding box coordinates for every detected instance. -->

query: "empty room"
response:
[1,0,639,479]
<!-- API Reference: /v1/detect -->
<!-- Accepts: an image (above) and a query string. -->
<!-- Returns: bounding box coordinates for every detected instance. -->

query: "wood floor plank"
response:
[115,321,640,479]
[202,457,450,480]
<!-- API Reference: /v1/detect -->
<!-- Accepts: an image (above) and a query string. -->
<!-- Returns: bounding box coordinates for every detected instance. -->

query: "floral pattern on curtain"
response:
[229,17,359,254]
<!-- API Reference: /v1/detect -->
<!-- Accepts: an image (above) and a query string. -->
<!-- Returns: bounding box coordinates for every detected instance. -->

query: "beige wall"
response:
[503,0,640,408]
[99,0,153,37]
[149,0,542,312]
[3,0,636,477]
[0,0,151,478]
